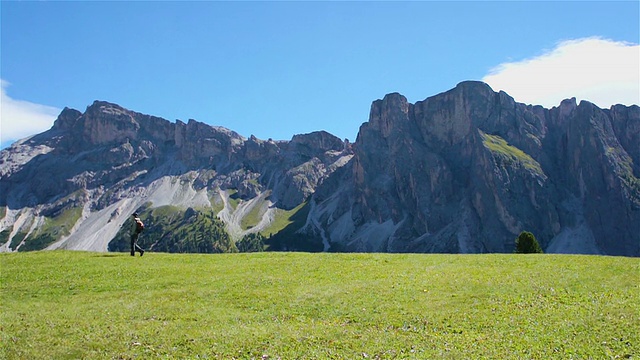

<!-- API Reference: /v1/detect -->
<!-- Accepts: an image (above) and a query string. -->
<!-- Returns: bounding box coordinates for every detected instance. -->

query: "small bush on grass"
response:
[515,231,543,253]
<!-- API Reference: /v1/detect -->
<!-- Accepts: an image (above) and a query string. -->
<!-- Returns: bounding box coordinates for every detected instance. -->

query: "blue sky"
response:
[1,1,639,148]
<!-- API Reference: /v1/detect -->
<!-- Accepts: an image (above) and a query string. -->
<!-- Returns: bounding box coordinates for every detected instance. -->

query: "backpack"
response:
[135,218,145,232]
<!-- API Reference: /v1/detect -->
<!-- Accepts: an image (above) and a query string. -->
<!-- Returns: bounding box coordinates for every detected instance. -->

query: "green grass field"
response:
[1,251,638,359]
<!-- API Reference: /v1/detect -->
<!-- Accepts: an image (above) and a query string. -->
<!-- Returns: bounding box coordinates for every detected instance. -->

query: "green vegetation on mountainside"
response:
[605,145,640,206]
[109,206,235,253]
[106,197,312,254]
[227,189,241,211]
[19,207,82,252]
[236,232,267,252]
[240,198,267,230]
[1,251,638,359]
[9,231,28,250]
[263,201,324,251]
[0,229,11,246]
[261,201,309,237]
[209,191,225,215]
[480,131,544,175]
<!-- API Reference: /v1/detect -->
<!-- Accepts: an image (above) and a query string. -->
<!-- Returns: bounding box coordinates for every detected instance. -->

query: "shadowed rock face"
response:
[305,81,639,256]
[1,82,638,256]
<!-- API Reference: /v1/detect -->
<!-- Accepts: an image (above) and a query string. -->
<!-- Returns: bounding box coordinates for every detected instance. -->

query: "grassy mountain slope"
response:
[108,206,235,254]
[2,251,638,359]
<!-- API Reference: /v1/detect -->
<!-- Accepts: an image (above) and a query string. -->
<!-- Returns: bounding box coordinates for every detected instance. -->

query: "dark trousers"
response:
[130,232,144,256]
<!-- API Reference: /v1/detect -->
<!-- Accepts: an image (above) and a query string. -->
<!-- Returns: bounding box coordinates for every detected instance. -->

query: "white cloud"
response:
[1,80,61,147]
[482,37,640,108]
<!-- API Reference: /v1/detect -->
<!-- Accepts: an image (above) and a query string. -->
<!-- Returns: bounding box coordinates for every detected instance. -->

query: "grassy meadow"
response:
[1,251,638,359]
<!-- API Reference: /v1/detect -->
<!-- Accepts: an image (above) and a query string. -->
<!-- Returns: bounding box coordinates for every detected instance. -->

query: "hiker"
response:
[130,213,145,256]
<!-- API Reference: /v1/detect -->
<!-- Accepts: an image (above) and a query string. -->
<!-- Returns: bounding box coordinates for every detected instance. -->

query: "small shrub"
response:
[515,231,543,253]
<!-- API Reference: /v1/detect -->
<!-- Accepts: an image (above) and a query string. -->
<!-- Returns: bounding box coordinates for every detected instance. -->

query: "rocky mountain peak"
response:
[290,131,345,154]
[305,82,639,256]
[366,92,411,139]
[80,101,141,145]
[1,82,637,256]
[453,80,495,96]
[410,81,496,148]
[52,107,82,130]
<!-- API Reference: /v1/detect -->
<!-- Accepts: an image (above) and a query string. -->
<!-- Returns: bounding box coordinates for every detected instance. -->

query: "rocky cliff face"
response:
[1,82,638,256]
[303,82,639,256]
[0,100,351,252]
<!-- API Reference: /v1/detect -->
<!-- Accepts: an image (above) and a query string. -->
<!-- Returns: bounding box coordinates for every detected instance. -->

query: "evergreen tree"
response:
[515,231,543,253]
[237,233,266,252]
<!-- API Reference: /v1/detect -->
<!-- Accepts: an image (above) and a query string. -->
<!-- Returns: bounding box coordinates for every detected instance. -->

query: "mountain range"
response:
[1,81,638,256]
